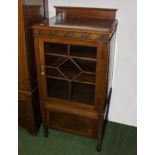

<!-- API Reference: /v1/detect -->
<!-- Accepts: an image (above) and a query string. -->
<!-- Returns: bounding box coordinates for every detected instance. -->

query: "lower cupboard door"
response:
[46,110,98,139]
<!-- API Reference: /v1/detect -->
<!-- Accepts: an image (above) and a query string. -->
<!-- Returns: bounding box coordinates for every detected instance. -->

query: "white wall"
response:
[48,0,137,127]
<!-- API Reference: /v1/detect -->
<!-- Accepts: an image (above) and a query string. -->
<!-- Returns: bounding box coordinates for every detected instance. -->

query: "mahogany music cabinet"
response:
[32,6,117,151]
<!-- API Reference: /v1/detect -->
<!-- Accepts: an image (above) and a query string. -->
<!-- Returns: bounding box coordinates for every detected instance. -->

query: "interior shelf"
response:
[73,58,96,73]
[46,68,64,78]
[45,55,66,67]
[71,82,95,105]
[45,42,68,55]
[74,73,96,85]
[47,78,69,100]
[70,45,97,59]
[46,77,95,105]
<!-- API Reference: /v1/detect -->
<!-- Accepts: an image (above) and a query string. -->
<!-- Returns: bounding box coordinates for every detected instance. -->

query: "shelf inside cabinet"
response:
[46,68,64,79]
[70,45,97,60]
[73,58,96,73]
[71,82,95,105]
[74,73,96,85]
[46,77,69,100]
[45,42,68,56]
[45,54,66,67]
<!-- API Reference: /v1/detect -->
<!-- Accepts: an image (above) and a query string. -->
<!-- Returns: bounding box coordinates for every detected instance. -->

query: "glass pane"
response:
[45,55,66,67]
[71,82,95,105]
[74,73,96,84]
[70,45,96,59]
[46,68,63,78]
[46,78,69,100]
[44,42,96,105]
[59,59,81,79]
[73,58,96,73]
[45,42,68,55]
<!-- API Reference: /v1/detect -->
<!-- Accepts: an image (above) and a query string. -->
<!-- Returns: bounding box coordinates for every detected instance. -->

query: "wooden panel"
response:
[47,110,98,139]
[18,93,27,128]
[23,0,45,89]
[18,0,45,134]
[18,0,30,91]
[95,42,109,113]
[31,87,41,129]
[25,88,41,135]
[18,0,45,91]
[55,6,117,20]
[18,89,42,135]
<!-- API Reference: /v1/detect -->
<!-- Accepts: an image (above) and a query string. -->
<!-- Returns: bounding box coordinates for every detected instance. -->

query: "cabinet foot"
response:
[96,143,102,152]
[96,116,104,152]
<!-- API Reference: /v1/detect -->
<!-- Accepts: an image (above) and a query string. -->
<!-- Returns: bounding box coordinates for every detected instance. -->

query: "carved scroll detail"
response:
[32,29,109,42]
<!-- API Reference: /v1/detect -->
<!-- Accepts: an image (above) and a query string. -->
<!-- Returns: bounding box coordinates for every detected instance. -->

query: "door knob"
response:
[41,65,45,76]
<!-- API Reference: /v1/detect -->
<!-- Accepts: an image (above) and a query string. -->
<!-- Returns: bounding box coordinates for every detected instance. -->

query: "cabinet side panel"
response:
[18,0,30,91]
[26,88,41,134]
[95,43,109,113]
[22,0,45,89]
[108,31,117,95]
[31,87,41,128]
[18,0,44,134]
[18,92,28,128]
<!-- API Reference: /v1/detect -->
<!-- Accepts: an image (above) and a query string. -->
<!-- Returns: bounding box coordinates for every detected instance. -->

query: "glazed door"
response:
[39,38,98,106]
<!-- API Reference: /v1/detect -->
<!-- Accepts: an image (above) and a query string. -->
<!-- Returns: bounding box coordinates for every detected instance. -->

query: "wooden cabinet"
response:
[32,6,117,150]
[18,0,47,134]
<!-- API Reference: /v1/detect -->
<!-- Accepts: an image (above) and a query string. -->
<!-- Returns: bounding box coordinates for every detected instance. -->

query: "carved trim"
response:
[32,29,109,42]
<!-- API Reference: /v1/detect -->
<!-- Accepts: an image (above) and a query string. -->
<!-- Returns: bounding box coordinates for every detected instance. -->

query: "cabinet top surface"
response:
[32,16,117,33]
[32,7,117,33]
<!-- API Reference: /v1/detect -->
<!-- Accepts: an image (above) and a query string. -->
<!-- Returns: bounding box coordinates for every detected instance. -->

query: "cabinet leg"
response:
[96,116,104,152]
[96,88,112,151]
[96,143,102,152]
